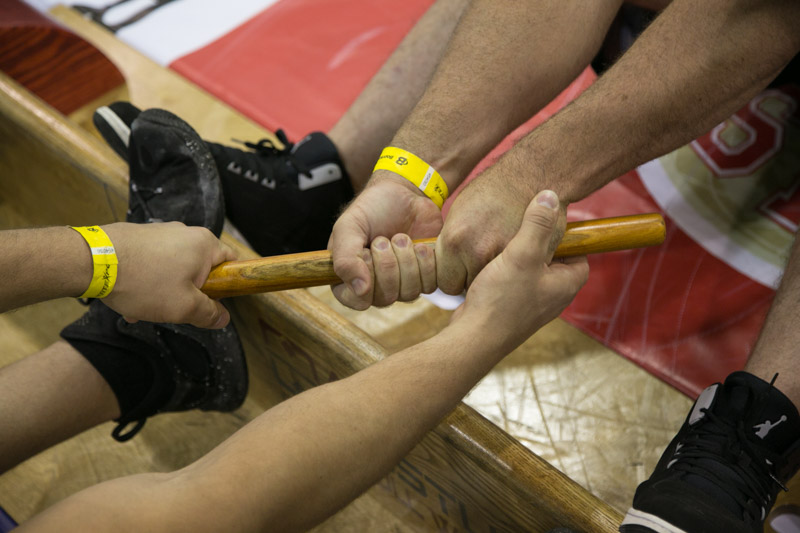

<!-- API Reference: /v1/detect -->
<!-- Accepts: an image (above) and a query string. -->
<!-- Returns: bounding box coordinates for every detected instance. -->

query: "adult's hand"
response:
[329,172,442,310]
[436,167,567,296]
[102,222,237,329]
[450,190,588,353]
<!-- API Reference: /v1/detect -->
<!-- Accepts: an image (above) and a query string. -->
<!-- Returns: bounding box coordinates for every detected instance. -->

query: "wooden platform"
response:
[0,5,733,532]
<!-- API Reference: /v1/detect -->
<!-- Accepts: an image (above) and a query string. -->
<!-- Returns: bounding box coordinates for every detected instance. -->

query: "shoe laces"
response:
[235,129,313,180]
[128,182,164,222]
[670,405,787,521]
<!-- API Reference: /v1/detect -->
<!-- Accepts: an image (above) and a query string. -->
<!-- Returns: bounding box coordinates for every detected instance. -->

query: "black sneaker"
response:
[209,130,354,255]
[94,101,139,159]
[127,108,224,236]
[63,107,247,441]
[61,301,247,441]
[94,102,354,255]
[620,372,800,533]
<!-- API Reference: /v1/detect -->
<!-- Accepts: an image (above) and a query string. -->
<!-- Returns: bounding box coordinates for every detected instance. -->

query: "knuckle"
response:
[332,256,358,279]
[332,284,371,311]
[526,209,555,232]
[375,254,398,274]
[437,271,464,295]
[374,292,398,308]
[470,239,500,268]
[439,225,470,253]
[351,299,371,311]
[399,288,420,302]
[184,297,204,320]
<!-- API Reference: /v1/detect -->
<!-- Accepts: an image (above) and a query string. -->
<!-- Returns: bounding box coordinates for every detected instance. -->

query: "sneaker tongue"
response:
[715,382,752,421]
[291,132,339,166]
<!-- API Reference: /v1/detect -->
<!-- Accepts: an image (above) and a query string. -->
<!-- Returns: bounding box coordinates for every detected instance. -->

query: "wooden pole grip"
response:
[201,213,665,299]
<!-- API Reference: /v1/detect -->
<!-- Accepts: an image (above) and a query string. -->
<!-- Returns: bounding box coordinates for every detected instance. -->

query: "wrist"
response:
[69,224,119,299]
[438,318,509,372]
[61,226,95,298]
[367,169,429,198]
[371,147,450,208]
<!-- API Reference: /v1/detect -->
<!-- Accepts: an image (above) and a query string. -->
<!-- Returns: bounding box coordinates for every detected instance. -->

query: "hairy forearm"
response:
[0,227,90,313]
[504,0,800,203]
[389,0,622,190]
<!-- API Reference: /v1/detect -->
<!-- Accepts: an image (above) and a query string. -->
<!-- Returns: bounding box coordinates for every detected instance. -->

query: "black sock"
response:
[65,336,163,418]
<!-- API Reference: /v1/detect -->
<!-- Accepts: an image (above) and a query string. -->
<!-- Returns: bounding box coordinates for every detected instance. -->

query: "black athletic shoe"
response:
[207,130,354,255]
[128,108,225,236]
[63,106,247,441]
[61,301,247,441]
[93,101,139,160]
[94,102,354,255]
[619,372,800,533]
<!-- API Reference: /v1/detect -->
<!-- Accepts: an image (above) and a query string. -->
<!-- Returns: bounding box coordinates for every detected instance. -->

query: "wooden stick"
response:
[202,213,665,299]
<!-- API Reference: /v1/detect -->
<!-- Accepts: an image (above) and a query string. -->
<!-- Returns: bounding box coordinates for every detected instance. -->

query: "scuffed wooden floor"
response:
[310,288,692,514]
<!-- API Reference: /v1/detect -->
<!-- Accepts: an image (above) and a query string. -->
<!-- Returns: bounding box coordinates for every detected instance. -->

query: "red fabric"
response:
[564,174,773,397]
[172,0,434,140]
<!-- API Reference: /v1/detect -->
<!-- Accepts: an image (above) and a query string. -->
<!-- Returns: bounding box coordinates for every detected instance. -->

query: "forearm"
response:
[0,227,91,313]
[183,323,497,532]
[22,191,580,533]
[388,0,622,190]
[503,0,800,204]
[35,323,502,533]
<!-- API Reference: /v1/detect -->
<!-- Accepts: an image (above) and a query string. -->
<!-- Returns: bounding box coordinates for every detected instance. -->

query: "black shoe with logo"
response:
[94,101,354,256]
[63,107,247,441]
[619,371,800,533]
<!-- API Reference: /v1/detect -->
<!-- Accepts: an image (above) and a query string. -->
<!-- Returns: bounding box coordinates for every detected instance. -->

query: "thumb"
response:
[506,190,560,265]
[187,291,231,329]
[216,240,238,264]
[329,215,372,299]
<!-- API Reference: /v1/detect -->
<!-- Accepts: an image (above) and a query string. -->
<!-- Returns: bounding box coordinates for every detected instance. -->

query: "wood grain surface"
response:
[202,214,666,298]
[0,0,125,115]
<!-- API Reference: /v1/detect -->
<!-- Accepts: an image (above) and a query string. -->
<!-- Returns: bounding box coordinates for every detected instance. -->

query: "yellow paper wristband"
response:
[373,147,449,209]
[71,226,118,299]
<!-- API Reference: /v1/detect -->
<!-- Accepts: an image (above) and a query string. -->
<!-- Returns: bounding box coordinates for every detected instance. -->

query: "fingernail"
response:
[352,278,367,296]
[393,235,409,247]
[536,190,559,210]
[374,239,389,251]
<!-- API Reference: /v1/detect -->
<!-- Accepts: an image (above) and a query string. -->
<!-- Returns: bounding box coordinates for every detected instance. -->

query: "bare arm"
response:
[390,0,624,188]
[330,0,621,308]
[506,0,800,203]
[0,223,236,328]
[435,0,800,292]
[0,227,93,313]
[20,192,589,533]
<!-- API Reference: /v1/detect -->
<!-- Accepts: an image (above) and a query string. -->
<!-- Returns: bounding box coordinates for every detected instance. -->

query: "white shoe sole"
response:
[620,508,689,533]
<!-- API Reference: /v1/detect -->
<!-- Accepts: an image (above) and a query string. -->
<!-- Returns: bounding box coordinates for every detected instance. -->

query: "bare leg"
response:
[0,340,119,473]
[328,0,471,190]
[746,235,800,407]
